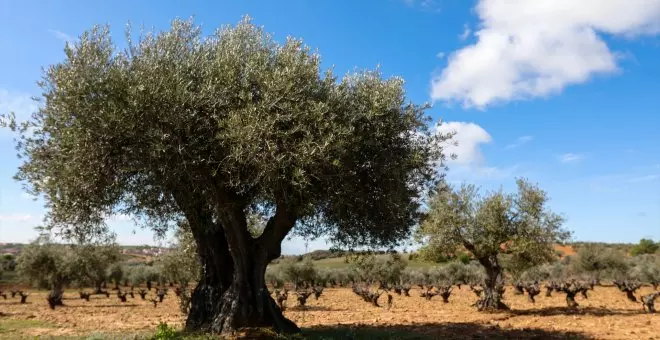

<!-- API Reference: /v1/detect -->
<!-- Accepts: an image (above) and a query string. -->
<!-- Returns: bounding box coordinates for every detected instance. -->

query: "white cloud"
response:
[559,153,584,163]
[436,121,492,166]
[459,24,471,40]
[435,121,521,183]
[0,214,34,222]
[431,0,660,108]
[48,29,76,44]
[436,51,446,59]
[505,135,533,149]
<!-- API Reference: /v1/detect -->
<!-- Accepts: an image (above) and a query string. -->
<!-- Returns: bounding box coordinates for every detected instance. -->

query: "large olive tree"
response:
[4,18,447,334]
[417,179,569,310]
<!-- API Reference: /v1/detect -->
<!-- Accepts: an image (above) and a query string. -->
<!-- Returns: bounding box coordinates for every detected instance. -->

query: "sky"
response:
[0,0,659,254]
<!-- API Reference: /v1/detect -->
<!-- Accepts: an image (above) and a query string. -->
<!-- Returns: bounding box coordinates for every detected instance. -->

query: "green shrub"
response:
[631,239,659,256]
[151,322,178,340]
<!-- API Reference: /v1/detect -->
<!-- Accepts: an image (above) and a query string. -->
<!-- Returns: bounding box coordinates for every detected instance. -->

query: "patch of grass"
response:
[0,318,56,335]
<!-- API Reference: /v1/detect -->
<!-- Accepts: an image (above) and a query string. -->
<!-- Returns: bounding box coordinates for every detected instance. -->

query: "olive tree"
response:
[279,257,317,289]
[3,18,446,334]
[569,244,628,282]
[417,179,569,310]
[159,223,202,288]
[16,237,75,304]
[107,263,124,290]
[69,243,121,293]
[631,239,659,256]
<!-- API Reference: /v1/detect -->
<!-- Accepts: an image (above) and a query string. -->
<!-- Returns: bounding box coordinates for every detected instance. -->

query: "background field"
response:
[1,284,658,339]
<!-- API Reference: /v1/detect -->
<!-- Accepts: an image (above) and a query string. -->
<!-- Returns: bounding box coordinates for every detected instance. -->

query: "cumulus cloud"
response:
[435,121,519,182]
[431,0,660,108]
[436,121,492,166]
[505,135,533,149]
[559,153,584,163]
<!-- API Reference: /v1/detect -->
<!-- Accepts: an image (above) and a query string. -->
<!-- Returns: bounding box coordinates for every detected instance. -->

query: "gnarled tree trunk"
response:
[176,188,299,336]
[476,256,509,311]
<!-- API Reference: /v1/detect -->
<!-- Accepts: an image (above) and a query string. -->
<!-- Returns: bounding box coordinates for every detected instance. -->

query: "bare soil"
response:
[1,285,658,339]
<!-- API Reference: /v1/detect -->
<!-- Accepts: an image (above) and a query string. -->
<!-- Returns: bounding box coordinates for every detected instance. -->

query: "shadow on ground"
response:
[510,306,646,317]
[232,322,593,340]
[288,305,346,312]
[295,323,593,340]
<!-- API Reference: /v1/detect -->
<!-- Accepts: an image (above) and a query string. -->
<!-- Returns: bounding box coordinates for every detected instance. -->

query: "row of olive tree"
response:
[15,231,199,298]
[16,235,121,306]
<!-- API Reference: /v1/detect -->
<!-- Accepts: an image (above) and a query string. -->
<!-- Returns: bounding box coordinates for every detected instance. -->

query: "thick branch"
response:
[257,199,297,262]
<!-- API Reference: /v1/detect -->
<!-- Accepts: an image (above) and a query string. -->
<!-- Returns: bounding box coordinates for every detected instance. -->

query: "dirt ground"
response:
[0,285,658,339]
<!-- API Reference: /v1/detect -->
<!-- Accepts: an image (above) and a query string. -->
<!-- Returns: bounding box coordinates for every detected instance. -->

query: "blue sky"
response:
[0,0,659,253]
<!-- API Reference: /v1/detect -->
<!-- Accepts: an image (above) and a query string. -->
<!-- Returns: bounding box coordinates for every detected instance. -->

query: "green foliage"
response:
[348,253,407,285]
[279,256,317,288]
[107,263,124,286]
[265,266,286,289]
[456,253,471,265]
[126,265,151,286]
[16,237,75,290]
[519,265,552,283]
[69,243,121,289]
[4,16,448,253]
[631,238,659,256]
[158,223,201,287]
[417,179,570,271]
[627,254,660,284]
[151,322,179,340]
[0,255,16,271]
[569,244,628,280]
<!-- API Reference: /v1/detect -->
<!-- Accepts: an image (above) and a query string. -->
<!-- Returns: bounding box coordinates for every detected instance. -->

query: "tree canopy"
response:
[417,179,569,310]
[631,238,659,256]
[3,17,448,334]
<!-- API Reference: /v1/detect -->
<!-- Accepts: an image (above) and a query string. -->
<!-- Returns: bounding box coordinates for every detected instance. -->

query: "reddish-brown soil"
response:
[1,285,658,339]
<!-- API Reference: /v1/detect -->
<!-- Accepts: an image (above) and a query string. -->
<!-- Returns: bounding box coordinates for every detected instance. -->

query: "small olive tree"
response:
[417,179,569,310]
[159,223,202,289]
[107,263,124,290]
[569,245,628,282]
[16,237,75,306]
[69,243,121,293]
[631,239,659,256]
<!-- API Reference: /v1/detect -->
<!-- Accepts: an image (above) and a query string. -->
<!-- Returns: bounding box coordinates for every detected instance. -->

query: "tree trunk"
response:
[177,188,299,336]
[47,285,64,309]
[476,256,509,311]
[565,291,578,308]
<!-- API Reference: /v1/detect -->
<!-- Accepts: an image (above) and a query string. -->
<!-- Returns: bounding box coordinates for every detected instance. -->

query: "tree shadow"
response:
[0,301,32,305]
[510,306,646,317]
[287,305,346,312]
[295,322,594,340]
[63,303,140,308]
